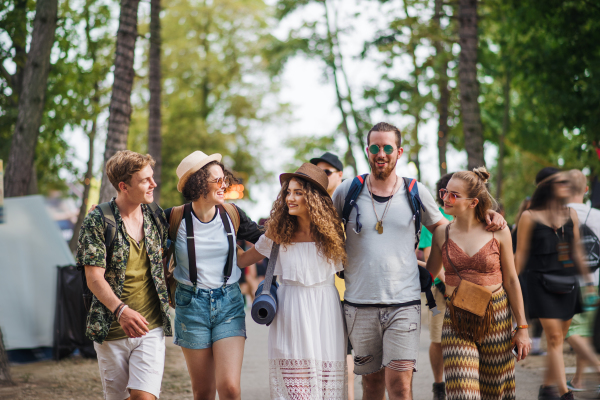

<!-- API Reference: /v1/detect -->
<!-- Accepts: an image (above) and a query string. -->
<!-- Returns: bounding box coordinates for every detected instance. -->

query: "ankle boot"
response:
[538,385,559,400]
[432,382,446,400]
[559,391,574,400]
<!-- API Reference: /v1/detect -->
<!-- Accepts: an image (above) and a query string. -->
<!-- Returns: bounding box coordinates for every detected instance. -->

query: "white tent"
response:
[0,195,75,350]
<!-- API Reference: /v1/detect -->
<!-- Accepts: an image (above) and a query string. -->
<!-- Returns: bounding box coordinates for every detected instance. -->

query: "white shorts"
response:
[94,327,165,400]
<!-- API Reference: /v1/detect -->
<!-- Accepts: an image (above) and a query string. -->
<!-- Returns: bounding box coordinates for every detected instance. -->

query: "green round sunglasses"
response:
[369,144,396,155]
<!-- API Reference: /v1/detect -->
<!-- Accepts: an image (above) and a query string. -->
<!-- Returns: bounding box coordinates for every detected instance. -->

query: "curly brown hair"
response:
[266,177,347,265]
[182,161,238,202]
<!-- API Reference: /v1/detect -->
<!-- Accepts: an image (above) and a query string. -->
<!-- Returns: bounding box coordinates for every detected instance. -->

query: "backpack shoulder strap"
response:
[167,205,185,242]
[403,177,427,249]
[97,202,117,264]
[217,205,236,287]
[342,173,369,233]
[222,203,240,234]
[147,202,168,240]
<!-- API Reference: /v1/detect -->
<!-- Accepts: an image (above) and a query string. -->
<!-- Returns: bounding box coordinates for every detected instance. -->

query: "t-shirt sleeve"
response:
[418,182,443,227]
[76,209,107,268]
[254,235,273,258]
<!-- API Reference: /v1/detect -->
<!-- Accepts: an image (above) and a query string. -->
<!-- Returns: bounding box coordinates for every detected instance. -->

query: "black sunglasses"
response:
[322,169,338,177]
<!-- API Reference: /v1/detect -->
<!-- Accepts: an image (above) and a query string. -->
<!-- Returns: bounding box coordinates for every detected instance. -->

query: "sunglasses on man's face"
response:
[439,188,474,205]
[369,144,395,155]
[208,176,230,188]
[553,180,570,186]
[322,169,337,177]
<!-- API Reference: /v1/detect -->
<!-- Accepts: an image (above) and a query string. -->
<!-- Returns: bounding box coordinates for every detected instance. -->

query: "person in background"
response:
[311,151,356,400]
[513,197,545,356]
[564,169,600,392]
[77,151,171,400]
[515,167,591,400]
[310,152,344,197]
[418,173,454,400]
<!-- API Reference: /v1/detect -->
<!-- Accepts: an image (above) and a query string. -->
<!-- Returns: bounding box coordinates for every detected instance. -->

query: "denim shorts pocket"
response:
[343,304,358,337]
[226,283,242,302]
[175,286,193,308]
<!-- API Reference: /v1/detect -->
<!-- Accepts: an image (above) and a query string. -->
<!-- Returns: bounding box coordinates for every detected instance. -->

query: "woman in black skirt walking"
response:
[515,167,591,400]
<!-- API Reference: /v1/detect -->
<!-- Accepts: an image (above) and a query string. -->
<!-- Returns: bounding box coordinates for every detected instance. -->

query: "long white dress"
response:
[254,236,348,400]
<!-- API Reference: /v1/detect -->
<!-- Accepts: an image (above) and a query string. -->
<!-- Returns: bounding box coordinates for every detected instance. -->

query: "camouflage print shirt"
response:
[76,198,172,343]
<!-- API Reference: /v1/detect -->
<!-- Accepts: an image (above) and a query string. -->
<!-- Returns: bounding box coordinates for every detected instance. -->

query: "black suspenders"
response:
[183,203,236,288]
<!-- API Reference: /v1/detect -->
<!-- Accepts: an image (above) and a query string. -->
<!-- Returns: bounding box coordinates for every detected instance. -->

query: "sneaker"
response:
[432,382,446,400]
[566,379,586,392]
[559,391,574,400]
[539,385,560,400]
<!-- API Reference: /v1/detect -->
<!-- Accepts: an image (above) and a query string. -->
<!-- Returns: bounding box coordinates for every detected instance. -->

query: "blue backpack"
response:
[341,174,439,315]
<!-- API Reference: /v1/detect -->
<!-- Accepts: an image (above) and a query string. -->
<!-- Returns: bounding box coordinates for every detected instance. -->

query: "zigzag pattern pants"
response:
[441,289,516,400]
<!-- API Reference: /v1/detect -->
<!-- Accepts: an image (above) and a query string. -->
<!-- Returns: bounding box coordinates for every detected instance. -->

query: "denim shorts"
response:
[174,281,246,350]
[344,303,421,374]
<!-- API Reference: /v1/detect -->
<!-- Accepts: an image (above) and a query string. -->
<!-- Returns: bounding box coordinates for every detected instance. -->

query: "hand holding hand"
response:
[118,307,150,338]
[88,204,98,214]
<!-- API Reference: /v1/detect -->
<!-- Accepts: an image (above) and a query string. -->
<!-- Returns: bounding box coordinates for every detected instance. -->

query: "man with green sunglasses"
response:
[332,122,507,400]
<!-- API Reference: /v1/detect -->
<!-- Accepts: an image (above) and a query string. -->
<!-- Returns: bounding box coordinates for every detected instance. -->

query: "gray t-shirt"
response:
[333,176,442,305]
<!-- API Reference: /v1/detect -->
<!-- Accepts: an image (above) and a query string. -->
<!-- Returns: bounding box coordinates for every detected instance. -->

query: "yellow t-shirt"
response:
[105,236,163,341]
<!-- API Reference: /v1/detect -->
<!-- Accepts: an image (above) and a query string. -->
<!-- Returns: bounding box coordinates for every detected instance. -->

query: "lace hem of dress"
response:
[269,358,347,400]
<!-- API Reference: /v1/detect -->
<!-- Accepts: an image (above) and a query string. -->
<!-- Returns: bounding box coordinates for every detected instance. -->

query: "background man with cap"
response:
[310,152,344,197]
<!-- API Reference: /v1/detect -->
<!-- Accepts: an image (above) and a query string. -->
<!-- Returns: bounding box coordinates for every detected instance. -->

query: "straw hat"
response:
[279,163,330,196]
[176,151,222,192]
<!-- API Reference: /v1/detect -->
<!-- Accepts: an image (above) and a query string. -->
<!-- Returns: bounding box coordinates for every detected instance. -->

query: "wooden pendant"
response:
[375,221,383,234]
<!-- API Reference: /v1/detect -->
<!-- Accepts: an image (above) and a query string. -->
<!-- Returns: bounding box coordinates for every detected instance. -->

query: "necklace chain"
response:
[123,208,144,243]
[368,175,397,233]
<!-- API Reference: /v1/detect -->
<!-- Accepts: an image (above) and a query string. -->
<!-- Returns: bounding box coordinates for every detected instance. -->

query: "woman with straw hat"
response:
[167,151,263,400]
[238,163,348,399]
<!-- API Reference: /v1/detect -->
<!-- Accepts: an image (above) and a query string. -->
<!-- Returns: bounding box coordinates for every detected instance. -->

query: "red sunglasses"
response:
[439,189,474,205]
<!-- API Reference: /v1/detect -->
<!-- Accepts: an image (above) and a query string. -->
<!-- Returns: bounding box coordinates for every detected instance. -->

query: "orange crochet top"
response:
[442,235,503,287]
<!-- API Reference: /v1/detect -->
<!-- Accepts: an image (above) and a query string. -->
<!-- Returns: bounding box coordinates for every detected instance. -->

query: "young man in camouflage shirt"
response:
[77,150,171,400]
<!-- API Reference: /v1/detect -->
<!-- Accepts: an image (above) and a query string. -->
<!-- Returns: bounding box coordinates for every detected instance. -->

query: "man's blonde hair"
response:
[106,150,155,191]
[568,169,587,196]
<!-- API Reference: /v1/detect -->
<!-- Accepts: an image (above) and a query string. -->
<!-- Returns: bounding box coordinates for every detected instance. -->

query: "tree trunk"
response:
[69,118,97,253]
[458,0,485,170]
[148,0,162,205]
[496,69,510,199]
[0,328,15,385]
[434,0,450,177]
[4,0,58,197]
[323,1,357,175]
[98,0,141,203]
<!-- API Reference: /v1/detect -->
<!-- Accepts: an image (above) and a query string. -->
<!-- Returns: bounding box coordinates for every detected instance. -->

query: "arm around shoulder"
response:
[425,225,446,279]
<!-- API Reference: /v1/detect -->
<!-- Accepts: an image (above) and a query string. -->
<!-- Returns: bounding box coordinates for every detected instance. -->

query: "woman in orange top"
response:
[426,167,530,400]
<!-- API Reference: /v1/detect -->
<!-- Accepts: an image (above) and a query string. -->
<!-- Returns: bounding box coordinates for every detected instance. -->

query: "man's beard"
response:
[369,156,397,180]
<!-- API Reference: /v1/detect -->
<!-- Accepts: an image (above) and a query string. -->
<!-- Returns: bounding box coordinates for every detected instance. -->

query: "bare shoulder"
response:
[495,226,512,244]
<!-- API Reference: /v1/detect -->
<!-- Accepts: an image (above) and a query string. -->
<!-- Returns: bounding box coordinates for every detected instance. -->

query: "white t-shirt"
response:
[568,202,600,285]
[173,209,239,289]
[332,176,442,305]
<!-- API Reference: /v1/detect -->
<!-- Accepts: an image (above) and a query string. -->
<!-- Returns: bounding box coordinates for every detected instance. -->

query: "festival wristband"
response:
[113,302,125,316]
[513,324,529,333]
[117,305,129,322]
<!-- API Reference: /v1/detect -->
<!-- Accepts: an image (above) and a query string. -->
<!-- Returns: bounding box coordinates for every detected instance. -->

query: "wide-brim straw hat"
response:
[176,151,222,192]
[279,163,330,197]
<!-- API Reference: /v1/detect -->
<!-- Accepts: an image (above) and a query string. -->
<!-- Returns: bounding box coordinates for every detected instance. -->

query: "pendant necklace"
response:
[368,175,397,234]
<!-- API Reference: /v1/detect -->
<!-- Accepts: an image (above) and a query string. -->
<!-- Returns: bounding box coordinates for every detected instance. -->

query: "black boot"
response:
[559,391,574,400]
[432,382,446,400]
[538,385,560,400]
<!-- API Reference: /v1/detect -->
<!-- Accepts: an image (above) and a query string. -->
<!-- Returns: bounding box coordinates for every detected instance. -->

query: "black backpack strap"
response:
[97,202,117,263]
[218,205,236,287]
[147,202,169,244]
[342,174,369,234]
[403,177,426,250]
[183,203,198,286]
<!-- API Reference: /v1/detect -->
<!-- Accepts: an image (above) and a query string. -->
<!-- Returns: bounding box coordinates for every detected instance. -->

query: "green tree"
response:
[128,0,285,207]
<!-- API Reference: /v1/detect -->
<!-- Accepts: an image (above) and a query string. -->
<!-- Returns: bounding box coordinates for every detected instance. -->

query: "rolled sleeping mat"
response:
[251,280,279,325]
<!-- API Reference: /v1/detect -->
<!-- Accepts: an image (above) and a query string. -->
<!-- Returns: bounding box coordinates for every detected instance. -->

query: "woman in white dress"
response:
[238,163,348,400]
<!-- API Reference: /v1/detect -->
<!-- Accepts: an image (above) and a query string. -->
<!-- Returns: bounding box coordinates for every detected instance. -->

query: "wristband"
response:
[583,282,594,287]
[113,302,125,316]
[513,324,528,332]
[117,305,129,322]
